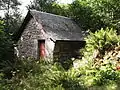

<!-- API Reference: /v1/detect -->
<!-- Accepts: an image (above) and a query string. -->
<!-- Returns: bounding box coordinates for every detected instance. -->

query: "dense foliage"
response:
[0,0,22,34]
[0,20,13,66]
[69,0,120,31]
[0,59,86,90]
[0,28,120,90]
[77,28,120,89]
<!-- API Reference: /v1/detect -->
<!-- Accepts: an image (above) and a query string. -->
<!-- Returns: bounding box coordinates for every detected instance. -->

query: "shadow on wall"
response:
[53,40,85,70]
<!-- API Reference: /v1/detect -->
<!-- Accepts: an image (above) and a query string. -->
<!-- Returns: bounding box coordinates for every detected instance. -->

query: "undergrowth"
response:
[0,28,120,90]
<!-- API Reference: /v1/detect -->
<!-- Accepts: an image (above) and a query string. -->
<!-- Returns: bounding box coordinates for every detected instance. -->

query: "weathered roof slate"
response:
[15,10,84,41]
[30,10,83,41]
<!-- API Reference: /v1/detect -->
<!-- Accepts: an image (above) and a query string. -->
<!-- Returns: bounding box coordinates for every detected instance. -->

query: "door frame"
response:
[38,40,45,59]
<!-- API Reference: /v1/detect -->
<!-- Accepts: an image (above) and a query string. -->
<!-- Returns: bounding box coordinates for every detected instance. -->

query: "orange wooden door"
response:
[39,41,45,58]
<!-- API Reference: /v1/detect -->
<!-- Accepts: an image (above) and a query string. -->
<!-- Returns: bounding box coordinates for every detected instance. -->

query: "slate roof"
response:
[14,10,84,41]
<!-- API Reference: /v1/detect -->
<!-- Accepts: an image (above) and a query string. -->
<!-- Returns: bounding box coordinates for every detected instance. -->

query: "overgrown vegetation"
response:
[0,28,120,90]
[77,28,120,89]
[0,20,13,68]
[1,0,120,89]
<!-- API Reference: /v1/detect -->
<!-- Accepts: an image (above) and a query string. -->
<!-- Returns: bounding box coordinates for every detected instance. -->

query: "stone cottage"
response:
[14,10,85,60]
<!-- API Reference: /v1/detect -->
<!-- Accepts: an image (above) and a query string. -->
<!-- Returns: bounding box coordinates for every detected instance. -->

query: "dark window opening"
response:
[53,40,85,70]
[53,40,85,60]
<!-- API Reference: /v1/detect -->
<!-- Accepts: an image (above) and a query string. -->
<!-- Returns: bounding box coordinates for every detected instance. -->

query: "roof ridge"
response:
[29,9,72,20]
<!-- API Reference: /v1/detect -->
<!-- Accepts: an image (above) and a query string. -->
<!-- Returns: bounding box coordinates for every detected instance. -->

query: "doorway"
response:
[38,40,45,59]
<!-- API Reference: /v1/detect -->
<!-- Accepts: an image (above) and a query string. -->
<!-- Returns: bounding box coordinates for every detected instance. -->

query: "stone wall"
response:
[17,17,55,59]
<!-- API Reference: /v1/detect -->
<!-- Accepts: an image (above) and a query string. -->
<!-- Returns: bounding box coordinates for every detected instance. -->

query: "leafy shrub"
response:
[44,64,85,90]
[0,20,14,70]
[85,28,120,53]
[81,28,120,66]
[0,73,4,89]
[75,28,120,89]
[1,58,85,90]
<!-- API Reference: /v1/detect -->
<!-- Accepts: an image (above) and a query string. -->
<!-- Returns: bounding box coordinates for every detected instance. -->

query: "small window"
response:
[38,40,45,58]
